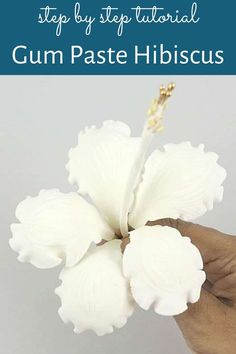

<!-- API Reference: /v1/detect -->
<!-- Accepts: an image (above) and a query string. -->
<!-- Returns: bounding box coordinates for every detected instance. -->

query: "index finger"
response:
[147,218,232,265]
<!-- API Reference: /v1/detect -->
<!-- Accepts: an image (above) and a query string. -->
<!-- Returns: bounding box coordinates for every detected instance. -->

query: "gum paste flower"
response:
[10,84,226,335]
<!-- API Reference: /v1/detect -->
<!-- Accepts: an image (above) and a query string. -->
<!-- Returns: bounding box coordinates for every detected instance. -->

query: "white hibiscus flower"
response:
[10,84,226,335]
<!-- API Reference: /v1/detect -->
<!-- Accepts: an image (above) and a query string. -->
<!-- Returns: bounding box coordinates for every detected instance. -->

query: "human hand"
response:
[147,219,236,354]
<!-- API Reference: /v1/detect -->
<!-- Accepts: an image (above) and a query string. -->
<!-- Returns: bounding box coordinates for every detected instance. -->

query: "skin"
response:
[146,219,236,354]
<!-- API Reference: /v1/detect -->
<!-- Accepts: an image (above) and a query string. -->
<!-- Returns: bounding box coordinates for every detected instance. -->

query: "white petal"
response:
[10,189,113,269]
[55,240,134,336]
[129,142,226,228]
[123,225,206,316]
[66,121,141,232]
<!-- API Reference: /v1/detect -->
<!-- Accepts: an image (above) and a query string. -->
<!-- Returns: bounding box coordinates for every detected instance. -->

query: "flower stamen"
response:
[147,82,175,133]
[119,83,176,237]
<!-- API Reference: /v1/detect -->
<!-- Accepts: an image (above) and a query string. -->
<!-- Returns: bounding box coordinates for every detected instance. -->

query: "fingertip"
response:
[146,218,192,236]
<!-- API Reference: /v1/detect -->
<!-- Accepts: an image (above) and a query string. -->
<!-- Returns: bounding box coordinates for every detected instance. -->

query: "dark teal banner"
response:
[1,0,235,74]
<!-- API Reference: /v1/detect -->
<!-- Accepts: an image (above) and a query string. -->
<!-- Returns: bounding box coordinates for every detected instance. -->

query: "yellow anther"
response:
[147,118,157,128]
[147,83,176,132]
